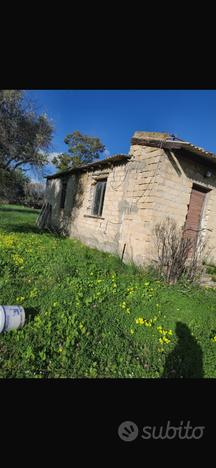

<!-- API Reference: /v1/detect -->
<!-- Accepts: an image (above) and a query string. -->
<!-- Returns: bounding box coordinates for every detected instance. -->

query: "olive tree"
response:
[0,90,53,172]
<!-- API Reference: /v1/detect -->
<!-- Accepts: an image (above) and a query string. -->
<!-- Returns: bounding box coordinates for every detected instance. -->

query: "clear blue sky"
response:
[26,90,216,177]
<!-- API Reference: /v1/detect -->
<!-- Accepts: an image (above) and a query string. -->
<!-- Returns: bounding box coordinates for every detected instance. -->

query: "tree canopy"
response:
[0,168,30,203]
[0,90,53,172]
[52,131,105,171]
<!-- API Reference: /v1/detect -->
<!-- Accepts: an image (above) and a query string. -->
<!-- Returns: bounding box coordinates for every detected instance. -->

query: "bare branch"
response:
[153,217,207,284]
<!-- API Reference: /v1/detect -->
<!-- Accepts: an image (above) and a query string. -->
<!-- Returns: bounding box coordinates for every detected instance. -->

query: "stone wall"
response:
[151,148,216,263]
[45,144,216,265]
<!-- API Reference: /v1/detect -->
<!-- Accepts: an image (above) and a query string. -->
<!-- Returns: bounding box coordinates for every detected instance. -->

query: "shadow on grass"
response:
[0,207,40,215]
[161,322,203,378]
[1,224,41,235]
[25,307,39,322]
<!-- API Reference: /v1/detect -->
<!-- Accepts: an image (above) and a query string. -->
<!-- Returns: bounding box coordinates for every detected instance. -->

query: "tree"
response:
[23,182,45,209]
[52,130,105,171]
[0,90,54,172]
[0,168,30,203]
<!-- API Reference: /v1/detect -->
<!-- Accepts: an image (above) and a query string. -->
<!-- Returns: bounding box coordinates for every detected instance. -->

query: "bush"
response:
[153,217,206,284]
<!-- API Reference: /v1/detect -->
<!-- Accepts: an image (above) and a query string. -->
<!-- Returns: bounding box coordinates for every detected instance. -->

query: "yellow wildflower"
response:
[29,288,38,298]
[16,296,25,303]
[135,317,144,325]
[12,254,24,266]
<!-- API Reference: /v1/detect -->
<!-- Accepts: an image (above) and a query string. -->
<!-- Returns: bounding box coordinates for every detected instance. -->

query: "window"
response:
[60,179,67,209]
[92,179,107,216]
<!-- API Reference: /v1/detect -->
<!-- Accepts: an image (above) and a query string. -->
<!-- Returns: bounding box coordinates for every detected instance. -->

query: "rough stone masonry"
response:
[45,131,216,266]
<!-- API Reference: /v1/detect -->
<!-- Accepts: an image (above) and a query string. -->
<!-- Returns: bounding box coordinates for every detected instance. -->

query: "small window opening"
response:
[92,179,107,216]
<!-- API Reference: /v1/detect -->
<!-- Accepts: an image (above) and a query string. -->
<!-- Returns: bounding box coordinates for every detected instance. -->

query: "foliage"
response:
[23,182,45,209]
[52,131,105,171]
[0,168,30,204]
[0,90,53,172]
[0,205,216,378]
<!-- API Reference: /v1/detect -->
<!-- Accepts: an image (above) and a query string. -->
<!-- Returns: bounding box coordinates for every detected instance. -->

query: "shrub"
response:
[153,217,206,284]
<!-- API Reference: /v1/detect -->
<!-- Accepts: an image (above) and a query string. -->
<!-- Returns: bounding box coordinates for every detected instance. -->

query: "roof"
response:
[45,154,130,180]
[46,132,216,180]
[131,131,216,165]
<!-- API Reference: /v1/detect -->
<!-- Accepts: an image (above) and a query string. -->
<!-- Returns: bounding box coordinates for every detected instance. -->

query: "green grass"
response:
[1,204,216,378]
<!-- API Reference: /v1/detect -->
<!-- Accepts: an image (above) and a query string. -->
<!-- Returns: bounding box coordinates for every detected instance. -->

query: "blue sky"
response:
[26,90,216,179]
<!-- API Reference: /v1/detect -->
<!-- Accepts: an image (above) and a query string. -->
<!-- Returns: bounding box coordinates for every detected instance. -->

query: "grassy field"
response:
[0,204,216,378]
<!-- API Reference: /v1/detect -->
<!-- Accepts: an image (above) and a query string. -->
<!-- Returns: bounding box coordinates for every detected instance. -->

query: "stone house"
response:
[43,131,216,265]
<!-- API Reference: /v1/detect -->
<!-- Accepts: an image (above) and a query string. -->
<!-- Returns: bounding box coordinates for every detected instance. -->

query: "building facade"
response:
[44,132,216,265]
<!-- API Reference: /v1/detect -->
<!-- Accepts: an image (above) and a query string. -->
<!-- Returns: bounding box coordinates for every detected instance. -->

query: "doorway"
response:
[183,184,208,248]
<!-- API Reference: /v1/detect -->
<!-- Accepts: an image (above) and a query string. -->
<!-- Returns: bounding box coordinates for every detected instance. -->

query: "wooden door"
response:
[184,185,207,245]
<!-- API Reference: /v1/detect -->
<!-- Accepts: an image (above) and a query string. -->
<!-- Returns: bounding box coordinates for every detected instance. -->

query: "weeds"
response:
[0,205,216,378]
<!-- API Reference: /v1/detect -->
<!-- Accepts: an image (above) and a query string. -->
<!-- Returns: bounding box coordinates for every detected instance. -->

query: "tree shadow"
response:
[1,224,42,235]
[0,207,40,215]
[161,322,203,378]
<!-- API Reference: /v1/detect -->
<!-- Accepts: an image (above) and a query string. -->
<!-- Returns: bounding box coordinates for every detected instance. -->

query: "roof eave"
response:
[131,137,216,164]
[45,154,131,180]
